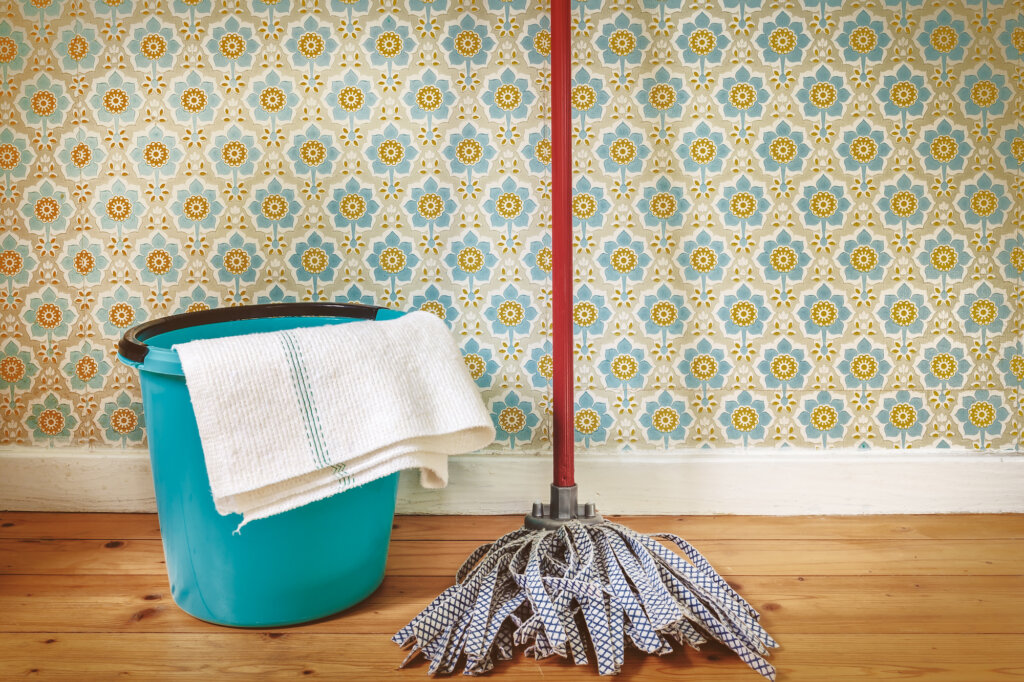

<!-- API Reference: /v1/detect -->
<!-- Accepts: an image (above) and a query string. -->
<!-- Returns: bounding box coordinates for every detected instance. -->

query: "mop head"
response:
[393,520,777,678]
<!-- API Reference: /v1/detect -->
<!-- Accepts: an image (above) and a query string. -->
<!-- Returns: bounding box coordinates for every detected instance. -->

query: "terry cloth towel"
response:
[174,310,495,527]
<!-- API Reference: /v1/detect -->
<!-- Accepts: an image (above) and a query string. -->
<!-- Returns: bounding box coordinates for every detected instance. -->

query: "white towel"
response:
[174,310,495,527]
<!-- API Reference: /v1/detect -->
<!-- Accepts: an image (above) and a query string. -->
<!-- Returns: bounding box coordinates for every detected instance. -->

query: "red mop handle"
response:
[551,0,573,488]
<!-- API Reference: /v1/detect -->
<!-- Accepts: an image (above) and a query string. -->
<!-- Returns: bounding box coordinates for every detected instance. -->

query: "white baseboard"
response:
[1,447,1022,515]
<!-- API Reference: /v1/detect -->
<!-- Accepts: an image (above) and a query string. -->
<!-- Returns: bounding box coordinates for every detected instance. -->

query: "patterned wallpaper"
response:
[0,0,1021,452]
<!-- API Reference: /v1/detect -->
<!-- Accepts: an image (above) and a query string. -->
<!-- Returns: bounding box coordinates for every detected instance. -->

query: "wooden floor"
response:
[1,514,1022,681]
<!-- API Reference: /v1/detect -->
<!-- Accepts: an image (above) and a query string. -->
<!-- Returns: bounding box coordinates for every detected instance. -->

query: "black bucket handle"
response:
[118,302,382,365]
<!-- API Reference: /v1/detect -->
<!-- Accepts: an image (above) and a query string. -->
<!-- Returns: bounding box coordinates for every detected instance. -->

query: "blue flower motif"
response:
[917,229,968,295]
[756,231,810,298]
[98,392,145,446]
[368,124,416,188]
[368,231,419,300]
[24,288,73,349]
[526,234,551,283]
[599,231,652,300]
[403,71,453,141]
[799,391,851,448]
[94,181,143,238]
[719,391,770,446]
[134,232,184,295]
[258,284,297,304]
[129,17,180,75]
[680,339,730,404]
[573,285,612,354]
[1000,14,1024,62]
[206,17,258,77]
[97,285,146,338]
[411,284,457,326]
[27,394,77,444]
[440,15,495,86]
[0,233,35,293]
[176,285,218,314]
[289,232,340,300]
[796,175,850,240]
[997,237,1023,282]
[20,75,69,134]
[520,17,550,66]
[598,122,649,191]
[878,391,928,447]
[638,176,687,246]
[484,177,536,241]
[838,229,891,297]
[957,392,1009,449]
[957,283,1008,349]
[491,391,539,449]
[131,127,182,182]
[599,338,652,405]
[574,391,613,448]
[485,68,535,138]
[758,339,811,404]
[641,391,693,447]
[364,16,412,83]
[444,231,497,299]
[638,67,687,139]
[524,341,552,389]
[798,66,850,133]
[800,284,850,352]
[214,232,264,298]
[332,284,374,307]
[998,125,1024,171]
[880,65,929,135]
[640,284,690,351]
[596,14,650,83]
[211,126,259,194]
[838,120,891,188]
[717,176,768,245]
[719,284,769,351]
[572,70,610,140]
[575,177,613,246]
[958,175,1009,246]
[23,181,71,243]
[488,284,537,351]
[56,22,98,72]
[680,230,730,296]
[405,178,453,246]
[55,131,100,181]
[0,128,32,189]
[327,71,376,141]
[250,179,300,246]
[958,65,1010,133]
[678,122,728,188]
[918,337,969,395]
[676,12,728,82]
[757,122,808,191]
[716,67,768,139]
[288,125,338,194]
[879,283,930,347]
[287,16,338,74]
[248,72,298,142]
[63,341,109,392]
[997,343,1023,389]
[1,340,36,402]
[918,120,970,188]
[444,124,495,186]
[170,72,220,126]
[919,11,969,80]
[463,338,500,389]
[878,175,931,243]
[755,13,810,82]
[59,236,107,286]
[839,338,891,399]
[525,130,551,174]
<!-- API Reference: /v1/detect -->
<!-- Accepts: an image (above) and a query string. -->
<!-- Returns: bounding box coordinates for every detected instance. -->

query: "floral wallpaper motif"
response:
[0,0,1021,452]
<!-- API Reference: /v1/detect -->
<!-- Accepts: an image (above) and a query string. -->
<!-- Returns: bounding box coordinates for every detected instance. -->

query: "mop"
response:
[393,0,778,677]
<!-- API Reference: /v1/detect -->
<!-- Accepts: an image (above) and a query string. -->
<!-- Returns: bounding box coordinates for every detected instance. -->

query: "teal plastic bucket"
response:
[117,303,405,627]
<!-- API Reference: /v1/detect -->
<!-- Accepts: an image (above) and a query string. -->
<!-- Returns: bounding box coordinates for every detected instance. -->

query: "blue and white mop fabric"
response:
[394,521,778,679]
[175,311,494,527]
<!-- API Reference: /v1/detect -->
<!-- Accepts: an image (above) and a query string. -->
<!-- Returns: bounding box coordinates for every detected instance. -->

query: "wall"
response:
[1,0,1021,455]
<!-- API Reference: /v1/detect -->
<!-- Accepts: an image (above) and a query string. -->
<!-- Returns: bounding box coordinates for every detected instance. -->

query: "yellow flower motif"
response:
[455,138,482,166]
[608,138,637,166]
[810,404,838,431]
[537,353,553,378]
[574,408,600,435]
[1009,247,1024,275]
[1013,27,1024,53]
[968,401,996,429]
[0,37,18,64]
[454,30,482,58]
[220,140,248,168]
[769,245,797,273]
[74,356,97,382]
[222,248,250,276]
[809,190,838,219]
[689,137,717,165]
[849,353,878,381]
[297,31,325,59]
[970,80,998,108]
[608,28,637,57]
[378,246,406,274]
[573,193,598,220]
[186,302,210,312]
[889,190,918,218]
[457,246,484,274]
[727,83,756,110]
[37,408,65,436]
[929,244,957,272]
[373,30,401,58]
[143,141,170,169]
[649,300,677,327]
[498,300,525,326]
[611,247,638,274]
[301,247,328,274]
[0,143,21,171]
[888,81,918,109]
[495,192,523,219]
[689,246,717,274]
[648,192,677,220]
[179,87,208,115]
[571,84,596,111]
[929,135,957,163]
[110,407,138,434]
[72,249,95,276]
[652,406,680,433]
[463,353,485,380]
[611,354,638,381]
[535,246,552,273]
[337,86,364,113]
[1008,354,1024,381]
[105,195,132,222]
[808,81,837,109]
[415,85,442,112]
[218,33,246,61]
[770,354,797,381]
[108,302,135,328]
[35,302,62,330]
[810,300,838,327]
[145,248,172,276]
[969,190,997,218]
[533,29,551,57]
[420,300,446,320]
[498,406,526,433]
[259,86,286,114]
[768,27,797,55]
[929,25,958,53]
[689,354,718,381]
[888,300,918,327]
[139,33,167,61]
[731,405,758,432]
[534,138,552,165]
[299,140,327,168]
[970,299,996,326]
[729,192,756,219]
[1010,136,1024,165]
[930,353,957,380]
[261,194,287,221]
[69,142,91,169]
[849,136,878,164]
[0,250,23,277]
[493,84,522,112]
[647,83,676,111]
[183,195,210,221]
[31,90,57,117]
[33,197,59,223]
[687,28,716,57]
[768,136,796,164]
[67,34,90,62]
[573,301,598,327]
[0,355,25,383]
[416,193,443,220]
[730,301,757,327]
[377,139,405,166]
[888,402,917,429]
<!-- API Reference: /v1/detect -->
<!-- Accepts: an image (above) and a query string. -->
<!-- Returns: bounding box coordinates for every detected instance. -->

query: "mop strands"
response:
[393,511,778,678]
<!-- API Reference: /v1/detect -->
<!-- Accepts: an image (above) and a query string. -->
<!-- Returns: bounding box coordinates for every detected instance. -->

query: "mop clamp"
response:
[524,484,602,530]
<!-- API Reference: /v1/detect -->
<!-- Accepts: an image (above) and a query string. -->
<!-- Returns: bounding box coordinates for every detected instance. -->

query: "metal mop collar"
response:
[393,0,778,677]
